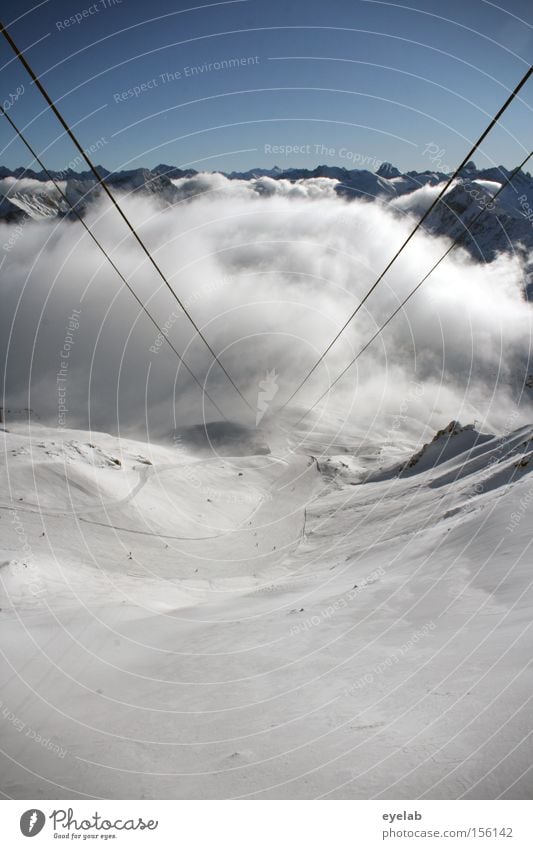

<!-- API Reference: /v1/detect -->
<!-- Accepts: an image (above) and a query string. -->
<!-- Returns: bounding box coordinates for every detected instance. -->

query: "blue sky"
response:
[1,0,532,174]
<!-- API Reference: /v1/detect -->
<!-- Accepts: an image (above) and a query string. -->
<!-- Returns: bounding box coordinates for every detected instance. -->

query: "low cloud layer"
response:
[1,172,532,445]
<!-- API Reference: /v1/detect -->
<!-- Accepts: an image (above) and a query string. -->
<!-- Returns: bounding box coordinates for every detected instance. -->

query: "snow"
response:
[1,415,532,799]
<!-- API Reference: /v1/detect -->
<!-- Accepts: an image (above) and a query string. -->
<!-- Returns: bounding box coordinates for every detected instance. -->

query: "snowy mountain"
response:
[1,147,532,799]
[1,413,532,798]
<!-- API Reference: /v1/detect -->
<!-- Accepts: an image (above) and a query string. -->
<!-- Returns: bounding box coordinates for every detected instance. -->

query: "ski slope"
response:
[0,417,532,799]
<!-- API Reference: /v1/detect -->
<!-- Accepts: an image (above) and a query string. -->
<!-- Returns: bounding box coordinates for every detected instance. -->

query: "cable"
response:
[293,150,533,425]
[0,104,229,422]
[281,63,533,408]
[0,19,254,414]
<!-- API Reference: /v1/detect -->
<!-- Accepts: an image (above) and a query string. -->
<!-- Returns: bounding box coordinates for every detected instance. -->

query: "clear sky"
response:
[0,0,532,175]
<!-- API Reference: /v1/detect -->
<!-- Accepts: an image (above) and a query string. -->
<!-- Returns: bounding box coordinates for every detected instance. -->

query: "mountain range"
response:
[2,159,532,292]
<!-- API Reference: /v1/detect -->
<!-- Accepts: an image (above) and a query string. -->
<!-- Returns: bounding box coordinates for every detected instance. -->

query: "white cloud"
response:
[1,178,532,441]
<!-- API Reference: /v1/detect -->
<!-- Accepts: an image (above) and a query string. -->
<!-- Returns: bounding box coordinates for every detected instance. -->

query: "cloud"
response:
[170,172,339,202]
[1,173,532,445]
[389,180,456,217]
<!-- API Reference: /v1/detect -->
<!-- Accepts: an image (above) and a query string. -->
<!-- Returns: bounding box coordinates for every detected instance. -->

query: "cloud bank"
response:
[1,172,532,446]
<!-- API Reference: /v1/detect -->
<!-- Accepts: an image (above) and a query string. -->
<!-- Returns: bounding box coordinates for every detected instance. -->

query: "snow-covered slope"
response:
[1,417,532,799]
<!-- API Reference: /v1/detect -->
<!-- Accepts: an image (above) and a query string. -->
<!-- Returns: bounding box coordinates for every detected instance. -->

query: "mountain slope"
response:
[1,418,532,799]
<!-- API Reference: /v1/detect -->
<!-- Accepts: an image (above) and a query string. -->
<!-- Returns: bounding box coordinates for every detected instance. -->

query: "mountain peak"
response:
[376,162,401,178]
